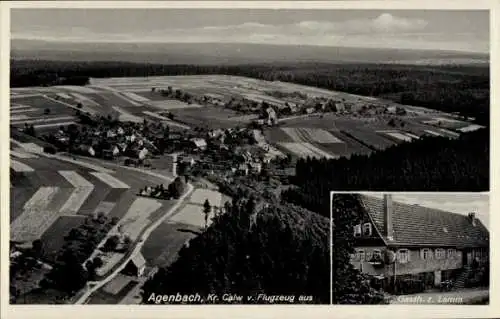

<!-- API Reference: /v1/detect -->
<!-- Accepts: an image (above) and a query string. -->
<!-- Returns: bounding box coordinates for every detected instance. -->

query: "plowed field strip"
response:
[11,187,61,242]
[299,128,344,144]
[10,187,38,223]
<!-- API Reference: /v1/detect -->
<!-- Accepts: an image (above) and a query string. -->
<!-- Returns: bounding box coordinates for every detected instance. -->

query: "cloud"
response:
[11,13,487,53]
[194,13,428,36]
[372,13,428,32]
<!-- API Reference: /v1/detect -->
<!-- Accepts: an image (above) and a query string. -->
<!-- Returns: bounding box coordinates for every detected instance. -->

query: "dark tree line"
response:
[39,213,116,295]
[141,194,385,304]
[11,59,489,125]
[141,197,332,304]
[283,129,489,217]
[331,194,386,304]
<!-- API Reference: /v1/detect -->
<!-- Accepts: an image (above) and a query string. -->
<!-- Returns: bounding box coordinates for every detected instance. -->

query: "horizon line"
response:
[11,39,490,56]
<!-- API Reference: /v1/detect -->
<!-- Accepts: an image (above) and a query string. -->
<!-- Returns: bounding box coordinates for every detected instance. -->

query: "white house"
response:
[107,130,117,138]
[138,147,149,160]
[266,107,278,125]
[191,138,208,151]
[112,145,120,156]
[122,253,147,277]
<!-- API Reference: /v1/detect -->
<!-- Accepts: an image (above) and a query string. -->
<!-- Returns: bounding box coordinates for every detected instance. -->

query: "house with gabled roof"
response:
[350,194,489,289]
[122,253,147,277]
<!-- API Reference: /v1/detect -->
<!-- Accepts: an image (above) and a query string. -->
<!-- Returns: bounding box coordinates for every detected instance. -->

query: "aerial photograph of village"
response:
[8,8,489,305]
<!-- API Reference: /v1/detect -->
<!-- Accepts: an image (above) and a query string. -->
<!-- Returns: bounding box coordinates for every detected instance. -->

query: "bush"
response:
[43,146,57,154]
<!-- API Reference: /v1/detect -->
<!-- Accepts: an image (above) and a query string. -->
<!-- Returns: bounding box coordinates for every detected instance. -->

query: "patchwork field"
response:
[10,147,170,254]
[147,100,202,111]
[265,127,348,159]
[422,117,470,130]
[281,127,344,144]
[11,75,477,156]
[169,107,245,129]
[278,142,337,159]
[10,96,78,132]
[376,130,419,143]
[262,109,471,159]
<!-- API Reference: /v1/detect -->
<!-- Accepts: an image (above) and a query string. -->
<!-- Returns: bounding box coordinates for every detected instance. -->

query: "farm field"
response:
[277,142,337,159]
[169,106,246,129]
[11,75,478,159]
[340,126,397,150]
[13,74,479,134]
[10,96,78,131]
[87,277,139,304]
[9,148,170,257]
[117,197,163,241]
[147,99,202,111]
[141,221,199,268]
[189,188,225,207]
[422,117,471,130]
[134,90,173,101]
[141,187,228,268]
[265,126,369,159]
[85,91,141,110]
[263,110,470,158]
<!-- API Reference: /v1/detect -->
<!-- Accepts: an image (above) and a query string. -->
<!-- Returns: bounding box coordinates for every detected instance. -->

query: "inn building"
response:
[350,194,489,290]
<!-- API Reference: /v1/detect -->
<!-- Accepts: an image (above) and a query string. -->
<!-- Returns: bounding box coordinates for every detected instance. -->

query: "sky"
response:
[11,9,489,53]
[369,193,490,229]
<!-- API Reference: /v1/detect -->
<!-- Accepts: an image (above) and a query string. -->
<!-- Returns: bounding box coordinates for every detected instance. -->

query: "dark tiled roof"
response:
[359,195,489,248]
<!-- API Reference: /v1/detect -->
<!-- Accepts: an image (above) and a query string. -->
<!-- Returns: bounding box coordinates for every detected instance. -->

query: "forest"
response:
[142,196,331,304]
[141,195,385,304]
[10,59,489,125]
[282,129,489,217]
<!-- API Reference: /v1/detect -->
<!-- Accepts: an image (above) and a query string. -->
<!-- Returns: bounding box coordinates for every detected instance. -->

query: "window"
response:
[356,249,365,262]
[363,223,372,236]
[397,249,410,264]
[372,249,382,261]
[365,251,373,261]
[447,249,455,258]
[435,249,446,260]
[353,225,362,237]
[421,248,433,260]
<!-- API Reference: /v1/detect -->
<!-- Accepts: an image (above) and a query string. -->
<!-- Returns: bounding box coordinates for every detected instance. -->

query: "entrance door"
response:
[466,252,473,265]
[434,270,442,287]
[462,249,471,266]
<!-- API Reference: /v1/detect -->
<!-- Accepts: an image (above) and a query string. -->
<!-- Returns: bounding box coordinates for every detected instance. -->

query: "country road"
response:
[75,182,194,304]
[10,138,194,305]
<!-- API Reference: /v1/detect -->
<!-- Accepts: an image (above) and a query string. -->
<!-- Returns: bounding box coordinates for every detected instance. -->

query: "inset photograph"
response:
[331,192,489,305]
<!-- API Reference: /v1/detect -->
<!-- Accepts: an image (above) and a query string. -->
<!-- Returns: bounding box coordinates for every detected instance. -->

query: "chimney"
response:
[468,212,477,226]
[383,194,394,240]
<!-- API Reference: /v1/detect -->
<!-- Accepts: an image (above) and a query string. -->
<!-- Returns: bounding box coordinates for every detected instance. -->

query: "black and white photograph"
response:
[331,192,489,305]
[6,4,490,309]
